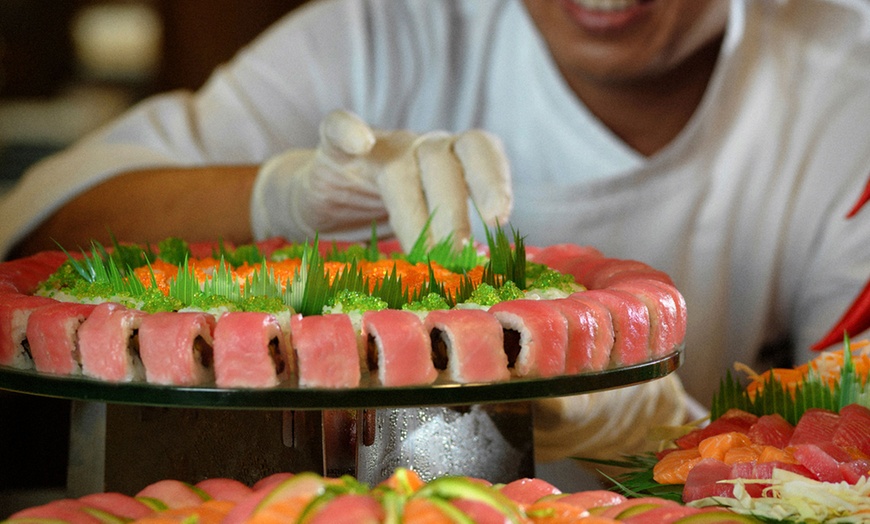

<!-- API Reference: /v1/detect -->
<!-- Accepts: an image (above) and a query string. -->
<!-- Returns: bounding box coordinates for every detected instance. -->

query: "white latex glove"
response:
[251,110,512,251]
[533,373,690,463]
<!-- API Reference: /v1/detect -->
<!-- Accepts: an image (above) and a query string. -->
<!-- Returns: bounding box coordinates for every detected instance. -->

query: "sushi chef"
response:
[2,0,870,484]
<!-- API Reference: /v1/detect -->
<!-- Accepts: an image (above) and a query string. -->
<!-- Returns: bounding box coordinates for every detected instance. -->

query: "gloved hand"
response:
[251,109,512,251]
[533,374,692,464]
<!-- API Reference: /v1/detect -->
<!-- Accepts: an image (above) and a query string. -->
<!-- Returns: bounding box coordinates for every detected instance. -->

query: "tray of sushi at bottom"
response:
[0,348,682,410]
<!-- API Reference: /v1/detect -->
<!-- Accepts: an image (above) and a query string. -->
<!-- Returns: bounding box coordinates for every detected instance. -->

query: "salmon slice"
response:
[652,448,702,484]
[697,431,753,461]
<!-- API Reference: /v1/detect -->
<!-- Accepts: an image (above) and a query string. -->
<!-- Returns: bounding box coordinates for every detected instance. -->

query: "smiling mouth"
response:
[569,0,652,11]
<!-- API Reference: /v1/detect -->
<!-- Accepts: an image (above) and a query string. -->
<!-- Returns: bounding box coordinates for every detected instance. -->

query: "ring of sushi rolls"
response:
[0,232,686,390]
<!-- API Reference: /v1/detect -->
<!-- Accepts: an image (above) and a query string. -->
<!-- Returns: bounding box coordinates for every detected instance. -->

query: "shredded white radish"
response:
[689,469,870,523]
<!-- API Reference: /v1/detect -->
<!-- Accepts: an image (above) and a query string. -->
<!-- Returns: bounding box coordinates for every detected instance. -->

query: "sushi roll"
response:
[487,299,568,378]
[361,309,437,386]
[549,297,615,373]
[78,302,147,382]
[0,250,68,294]
[571,289,651,366]
[611,279,684,357]
[527,243,604,278]
[27,301,96,376]
[138,311,217,386]
[423,308,510,383]
[289,313,360,388]
[213,311,291,388]
[0,293,57,369]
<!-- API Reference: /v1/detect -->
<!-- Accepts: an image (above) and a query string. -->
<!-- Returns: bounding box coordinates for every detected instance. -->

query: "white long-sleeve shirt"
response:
[2,0,870,409]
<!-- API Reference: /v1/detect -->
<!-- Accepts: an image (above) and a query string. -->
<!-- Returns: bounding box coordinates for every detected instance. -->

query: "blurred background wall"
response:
[0,0,311,192]
[0,0,309,513]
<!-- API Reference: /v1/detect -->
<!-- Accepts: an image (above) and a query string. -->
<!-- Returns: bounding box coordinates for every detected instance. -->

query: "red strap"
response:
[846,173,870,218]
[811,277,870,350]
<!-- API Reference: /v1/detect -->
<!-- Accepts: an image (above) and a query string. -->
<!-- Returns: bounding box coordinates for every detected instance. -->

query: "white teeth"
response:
[571,0,639,11]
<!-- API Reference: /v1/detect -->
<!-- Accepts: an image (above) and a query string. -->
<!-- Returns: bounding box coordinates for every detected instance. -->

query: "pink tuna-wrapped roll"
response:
[78,302,147,382]
[486,300,568,378]
[0,293,58,369]
[527,243,603,278]
[571,290,651,366]
[361,309,437,386]
[611,279,685,357]
[290,313,360,388]
[644,279,687,350]
[213,311,290,388]
[0,251,68,294]
[423,309,510,383]
[139,311,217,386]
[549,297,615,373]
[27,302,97,375]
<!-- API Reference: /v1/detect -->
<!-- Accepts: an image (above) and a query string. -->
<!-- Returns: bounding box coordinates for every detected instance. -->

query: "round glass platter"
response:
[0,349,682,410]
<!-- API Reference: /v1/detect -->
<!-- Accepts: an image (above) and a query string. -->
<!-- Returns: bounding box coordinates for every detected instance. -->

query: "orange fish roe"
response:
[131,256,483,302]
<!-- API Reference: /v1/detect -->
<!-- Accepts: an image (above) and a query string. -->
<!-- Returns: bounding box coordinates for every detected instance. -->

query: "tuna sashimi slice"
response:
[0,293,57,369]
[27,302,96,375]
[213,311,290,388]
[290,313,360,388]
[571,290,650,366]
[77,302,147,382]
[423,308,509,383]
[487,299,568,378]
[840,459,870,484]
[788,408,841,446]
[792,444,846,483]
[833,403,870,456]
[549,297,614,372]
[748,413,794,449]
[674,409,758,450]
[139,311,217,386]
[681,458,734,503]
[361,309,437,386]
[611,279,682,358]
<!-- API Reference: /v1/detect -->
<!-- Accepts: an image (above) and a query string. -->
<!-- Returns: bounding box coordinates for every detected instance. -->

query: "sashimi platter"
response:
[0,226,685,409]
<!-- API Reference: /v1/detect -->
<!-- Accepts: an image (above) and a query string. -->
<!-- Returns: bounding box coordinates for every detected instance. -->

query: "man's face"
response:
[522,0,729,86]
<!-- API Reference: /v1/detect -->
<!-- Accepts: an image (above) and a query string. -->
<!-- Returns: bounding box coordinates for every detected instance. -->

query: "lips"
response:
[562,0,653,32]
